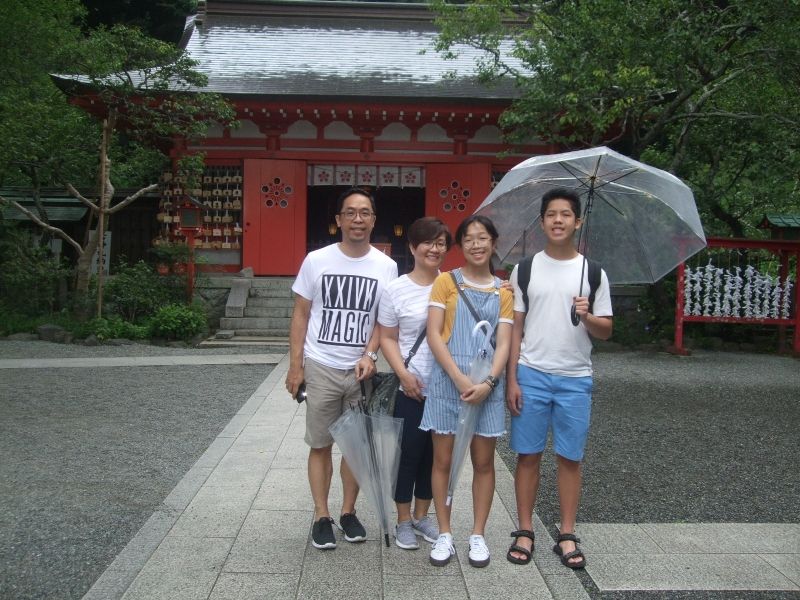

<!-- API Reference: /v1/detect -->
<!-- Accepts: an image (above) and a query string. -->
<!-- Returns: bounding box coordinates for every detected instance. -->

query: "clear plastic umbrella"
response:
[446,320,494,506]
[329,387,403,547]
[474,146,706,285]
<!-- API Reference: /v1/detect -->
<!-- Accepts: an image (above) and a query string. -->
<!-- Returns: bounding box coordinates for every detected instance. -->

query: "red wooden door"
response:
[425,163,492,271]
[243,159,307,275]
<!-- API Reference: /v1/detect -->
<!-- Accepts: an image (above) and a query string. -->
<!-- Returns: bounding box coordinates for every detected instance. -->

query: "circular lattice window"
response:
[439,180,471,213]
[262,178,293,208]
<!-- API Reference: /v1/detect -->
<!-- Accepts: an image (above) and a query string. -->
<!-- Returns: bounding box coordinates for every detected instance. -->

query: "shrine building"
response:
[140,0,550,274]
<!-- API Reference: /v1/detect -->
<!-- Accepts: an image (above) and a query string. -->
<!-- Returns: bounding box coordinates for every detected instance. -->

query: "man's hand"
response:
[354,355,377,381]
[506,379,523,416]
[573,295,590,318]
[285,365,305,399]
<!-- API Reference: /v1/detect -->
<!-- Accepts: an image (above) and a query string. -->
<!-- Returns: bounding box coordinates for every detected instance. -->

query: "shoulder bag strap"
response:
[403,326,427,368]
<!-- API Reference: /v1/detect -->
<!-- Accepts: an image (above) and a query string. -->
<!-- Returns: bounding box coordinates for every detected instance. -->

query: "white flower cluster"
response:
[684,260,794,319]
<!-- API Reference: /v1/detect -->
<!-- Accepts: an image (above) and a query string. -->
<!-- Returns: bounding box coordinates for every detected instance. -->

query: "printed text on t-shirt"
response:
[317,275,378,346]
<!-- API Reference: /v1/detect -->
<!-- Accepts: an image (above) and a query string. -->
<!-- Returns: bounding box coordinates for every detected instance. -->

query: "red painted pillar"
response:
[669,261,690,355]
[793,249,800,355]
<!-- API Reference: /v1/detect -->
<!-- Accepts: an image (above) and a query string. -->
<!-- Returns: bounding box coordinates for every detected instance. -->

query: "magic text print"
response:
[317,274,379,347]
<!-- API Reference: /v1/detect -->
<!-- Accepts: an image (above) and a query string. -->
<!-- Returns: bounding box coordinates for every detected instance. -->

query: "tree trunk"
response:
[73,230,100,319]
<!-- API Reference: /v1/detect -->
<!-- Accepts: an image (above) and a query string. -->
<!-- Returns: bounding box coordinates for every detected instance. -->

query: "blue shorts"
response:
[510,365,592,461]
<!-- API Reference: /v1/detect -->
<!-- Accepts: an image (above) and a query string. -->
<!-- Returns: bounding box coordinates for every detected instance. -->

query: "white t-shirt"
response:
[510,251,613,377]
[377,274,435,393]
[293,244,398,370]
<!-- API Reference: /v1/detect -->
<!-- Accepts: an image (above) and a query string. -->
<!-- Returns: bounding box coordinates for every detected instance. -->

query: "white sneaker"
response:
[429,533,455,566]
[468,534,490,567]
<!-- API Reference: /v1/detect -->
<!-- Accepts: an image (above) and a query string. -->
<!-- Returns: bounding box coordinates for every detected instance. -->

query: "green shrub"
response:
[0,306,47,336]
[86,316,149,341]
[0,222,71,316]
[0,306,90,337]
[148,303,207,340]
[103,260,185,321]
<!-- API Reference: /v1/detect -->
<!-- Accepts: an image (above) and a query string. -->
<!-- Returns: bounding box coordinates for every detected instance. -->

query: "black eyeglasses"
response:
[339,209,375,220]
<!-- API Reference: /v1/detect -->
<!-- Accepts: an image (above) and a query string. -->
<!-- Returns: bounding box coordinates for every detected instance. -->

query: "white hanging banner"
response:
[312,165,334,186]
[307,164,426,188]
[378,166,400,187]
[400,166,424,188]
[356,165,377,187]
[335,165,356,186]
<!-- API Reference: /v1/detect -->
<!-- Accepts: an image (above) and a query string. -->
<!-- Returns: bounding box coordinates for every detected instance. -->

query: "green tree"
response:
[81,0,198,43]
[0,0,98,220]
[1,24,236,316]
[432,0,800,235]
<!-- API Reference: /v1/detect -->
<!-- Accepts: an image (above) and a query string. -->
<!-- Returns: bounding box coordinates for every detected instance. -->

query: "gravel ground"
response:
[0,340,275,600]
[0,339,288,359]
[497,349,800,600]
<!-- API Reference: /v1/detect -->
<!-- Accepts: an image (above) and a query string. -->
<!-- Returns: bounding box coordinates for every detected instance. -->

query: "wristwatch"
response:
[363,350,378,362]
[483,375,498,389]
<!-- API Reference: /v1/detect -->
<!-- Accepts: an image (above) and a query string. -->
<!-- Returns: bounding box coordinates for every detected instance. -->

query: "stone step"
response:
[249,277,295,289]
[219,316,292,331]
[244,306,293,318]
[217,328,292,337]
[249,286,294,298]
[246,296,295,308]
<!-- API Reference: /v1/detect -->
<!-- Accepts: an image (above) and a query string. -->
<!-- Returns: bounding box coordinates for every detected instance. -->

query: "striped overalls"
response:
[420,269,506,437]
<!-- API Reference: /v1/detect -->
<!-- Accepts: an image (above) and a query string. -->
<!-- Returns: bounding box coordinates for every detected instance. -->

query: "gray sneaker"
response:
[412,516,439,543]
[394,520,419,550]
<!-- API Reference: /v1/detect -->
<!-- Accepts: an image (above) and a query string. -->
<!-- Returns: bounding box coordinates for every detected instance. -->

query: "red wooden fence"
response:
[670,237,800,355]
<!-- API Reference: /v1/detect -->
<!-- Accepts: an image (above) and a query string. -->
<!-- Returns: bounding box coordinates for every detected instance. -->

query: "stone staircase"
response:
[218,277,294,337]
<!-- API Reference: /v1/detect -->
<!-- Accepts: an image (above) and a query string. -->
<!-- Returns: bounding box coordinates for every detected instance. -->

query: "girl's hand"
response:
[453,372,474,395]
[461,381,491,405]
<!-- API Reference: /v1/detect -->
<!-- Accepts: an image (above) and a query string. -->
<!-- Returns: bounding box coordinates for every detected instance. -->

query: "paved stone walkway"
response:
[64,353,798,598]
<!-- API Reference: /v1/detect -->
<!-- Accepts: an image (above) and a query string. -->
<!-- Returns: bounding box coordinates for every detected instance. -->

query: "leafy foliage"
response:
[148,303,207,341]
[0,8,237,313]
[0,220,71,316]
[103,260,185,322]
[432,0,800,236]
[0,0,97,189]
[86,315,149,341]
[81,0,198,43]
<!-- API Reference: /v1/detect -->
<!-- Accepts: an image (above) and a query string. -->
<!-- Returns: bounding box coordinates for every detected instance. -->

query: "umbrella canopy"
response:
[475,146,706,284]
[446,321,494,506]
[329,396,403,547]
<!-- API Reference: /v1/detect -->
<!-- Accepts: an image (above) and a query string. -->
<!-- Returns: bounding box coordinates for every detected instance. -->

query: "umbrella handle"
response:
[471,320,493,354]
[570,304,581,326]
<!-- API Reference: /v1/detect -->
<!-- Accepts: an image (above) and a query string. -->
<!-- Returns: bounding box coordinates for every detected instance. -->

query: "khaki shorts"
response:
[303,357,369,448]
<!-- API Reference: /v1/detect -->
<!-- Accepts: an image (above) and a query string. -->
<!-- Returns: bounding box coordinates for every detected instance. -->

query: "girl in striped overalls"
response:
[421,215,513,568]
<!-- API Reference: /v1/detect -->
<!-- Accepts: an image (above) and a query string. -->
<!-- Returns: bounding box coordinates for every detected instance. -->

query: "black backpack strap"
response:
[517,256,534,314]
[586,258,601,313]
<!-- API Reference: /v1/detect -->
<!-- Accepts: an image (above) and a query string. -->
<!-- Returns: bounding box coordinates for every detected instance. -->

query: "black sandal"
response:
[553,531,586,569]
[506,529,535,565]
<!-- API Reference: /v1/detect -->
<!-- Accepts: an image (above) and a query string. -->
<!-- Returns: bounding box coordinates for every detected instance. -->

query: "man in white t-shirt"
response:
[505,188,613,570]
[286,187,397,550]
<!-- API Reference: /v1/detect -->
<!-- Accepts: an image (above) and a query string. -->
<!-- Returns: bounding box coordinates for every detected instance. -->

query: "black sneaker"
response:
[311,517,336,549]
[338,512,367,542]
